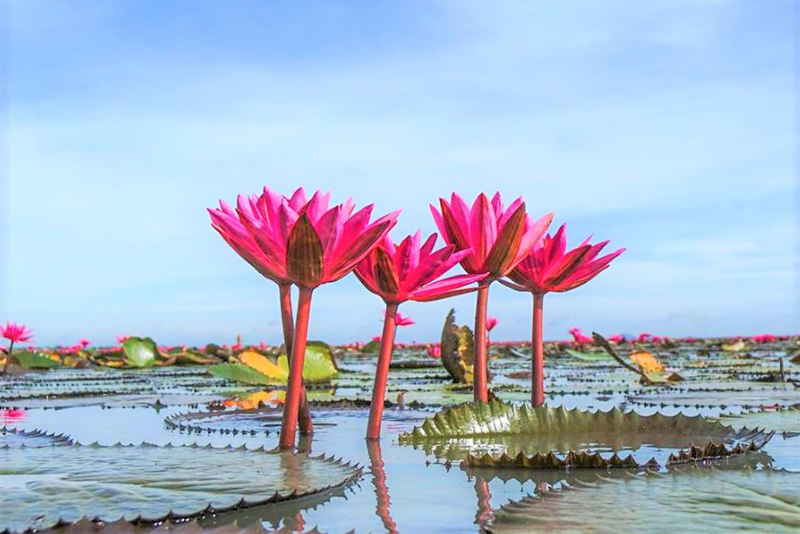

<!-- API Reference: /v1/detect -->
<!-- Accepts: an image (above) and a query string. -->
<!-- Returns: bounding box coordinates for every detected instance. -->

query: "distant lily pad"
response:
[0,443,361,532]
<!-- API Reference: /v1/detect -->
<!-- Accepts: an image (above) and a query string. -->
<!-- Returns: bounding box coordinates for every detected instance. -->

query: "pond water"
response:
[2,342,799,533]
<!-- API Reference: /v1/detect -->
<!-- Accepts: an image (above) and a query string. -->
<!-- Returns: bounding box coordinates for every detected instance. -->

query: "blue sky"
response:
[2,0,796,347]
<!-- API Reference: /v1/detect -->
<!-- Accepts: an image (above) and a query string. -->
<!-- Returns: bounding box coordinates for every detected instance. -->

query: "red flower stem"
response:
[2,341,13,375]
[366,302,398,440]
[473,282,490,402]
[532,292,545,406]
[279,284,313,435]
[279,286,313,449]
[367,440,398,534]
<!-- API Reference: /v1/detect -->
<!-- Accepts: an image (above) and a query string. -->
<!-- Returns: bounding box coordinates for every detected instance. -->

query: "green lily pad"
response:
[399,399,769,460]
[564,349,612,362]
[486,469,800,533]
[719,404,800,434]
[0,443,361,532]
[208,343,338,385]
[12,351,62,369]
[122,337,159,368]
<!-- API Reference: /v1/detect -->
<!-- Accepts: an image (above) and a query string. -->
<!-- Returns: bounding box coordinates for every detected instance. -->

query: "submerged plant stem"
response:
[279,284,313,435]
[532,292,544,406]
[279,286,313,449]
[473,283,490,402]
[367,302,399,440]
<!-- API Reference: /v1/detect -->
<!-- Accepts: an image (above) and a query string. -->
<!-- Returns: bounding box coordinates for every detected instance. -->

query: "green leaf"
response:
[0,443,361,532]
[12,351,62,369]
[122,337,159,368]
[207,362,276,385]
[488,470,800,533]
[564,348,612,362]
[209,342,338,385]
[399,399,770,461]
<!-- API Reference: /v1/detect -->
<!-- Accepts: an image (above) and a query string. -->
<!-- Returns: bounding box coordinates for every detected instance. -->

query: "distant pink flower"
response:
[569,328,593,344]
[608,334,625,343]
[1,409,25,424]
[372,336,381,343]
[117,335,130,344]
[428,344,442,358]
[1,322,33,344]
[486,316,498,331]
[637,332,652,343]
[751,334,776,343]
[78,338,90,348]
[395,312,415,327]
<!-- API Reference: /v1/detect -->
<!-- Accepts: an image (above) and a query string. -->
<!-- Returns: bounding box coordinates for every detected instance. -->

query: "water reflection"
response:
[367,441,398,534]
[473,476,492,525]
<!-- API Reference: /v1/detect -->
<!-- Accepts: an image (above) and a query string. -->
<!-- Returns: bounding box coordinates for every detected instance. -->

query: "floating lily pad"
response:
[0,427,73,448]
[122,338,160,368]
[0,443,361,532]
[399,400,769,461]
[564,349,612,362]
[11,351,62,369]
[486,469,800,533]
[719,404,800,434]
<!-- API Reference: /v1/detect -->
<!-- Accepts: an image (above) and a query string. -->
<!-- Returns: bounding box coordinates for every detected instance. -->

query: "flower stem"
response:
[366,302,398,440]
[279,284,313,436]
[279,286,313,449]
[473,282,490,402]
[532,292,545,406]
[2,341,13,376]
[367,441,398,534]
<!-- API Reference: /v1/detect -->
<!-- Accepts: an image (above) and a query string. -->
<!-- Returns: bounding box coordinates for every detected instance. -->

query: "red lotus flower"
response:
[355,231,484,439]
[486,316,498,331]
[1,322,33,344]
[501,225,623,406]
[212,187,399,449]
[430,192,553,402]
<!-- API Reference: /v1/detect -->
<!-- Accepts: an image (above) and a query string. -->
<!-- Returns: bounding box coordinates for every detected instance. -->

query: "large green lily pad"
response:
[0,443,361,532]
[486,469,800,533]
[399,400,770,460]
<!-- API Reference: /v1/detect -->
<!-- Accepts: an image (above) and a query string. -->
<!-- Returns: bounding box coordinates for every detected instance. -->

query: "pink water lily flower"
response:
[395,313,415,327]
[569,328,593,344]
[78,338,90,348]
[212,187,399,449]
[117,335,130,344]
[502,225,623,406]
[2,322,33,375]
[1,322,33,344]
[355,231,485,439]
[486,316,498,331]
[431,192,553,402]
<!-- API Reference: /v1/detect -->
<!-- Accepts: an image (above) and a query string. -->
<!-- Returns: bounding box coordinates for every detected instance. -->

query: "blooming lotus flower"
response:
[78,338,90,348]
[752,334,776,343]
[117,335,130,344]
[355,231,484,439]
[569,328,593,344]
[212,187,399,449]
[637,332,652,343]
[1,322,33,375]
[431,192,553,401]
[501,225,623,405]
[608,334,625,344]
[395,313,415,327]
[1,322,33,344]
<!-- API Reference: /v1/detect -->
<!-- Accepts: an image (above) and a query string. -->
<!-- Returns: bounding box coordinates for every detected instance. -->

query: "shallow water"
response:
[3,344,800,533]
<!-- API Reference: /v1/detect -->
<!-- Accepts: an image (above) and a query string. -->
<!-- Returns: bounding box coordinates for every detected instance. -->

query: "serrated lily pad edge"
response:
[0,442,363,534]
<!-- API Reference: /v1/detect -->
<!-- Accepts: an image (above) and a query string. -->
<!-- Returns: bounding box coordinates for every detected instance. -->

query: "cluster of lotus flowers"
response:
[209,187,624,448]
